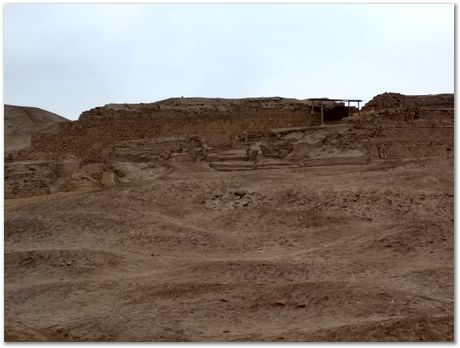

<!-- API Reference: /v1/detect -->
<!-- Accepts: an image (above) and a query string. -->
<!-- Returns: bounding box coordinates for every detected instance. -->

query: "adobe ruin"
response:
[29,97,351,161]
[5,93,454,198]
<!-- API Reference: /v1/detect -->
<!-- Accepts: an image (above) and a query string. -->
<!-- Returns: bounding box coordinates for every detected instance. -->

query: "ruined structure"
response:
[5,93,454,199]
[29,97,347,161]
[362,92,454,111]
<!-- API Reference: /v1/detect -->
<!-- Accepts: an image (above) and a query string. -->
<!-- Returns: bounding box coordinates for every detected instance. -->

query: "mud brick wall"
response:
[352,107,454,127]
[31,108,321,161]
[5,161,59,199]
[301,156,370,167]
[420,109,454,125]
[363,93,454,111]
[375,126,453,159]
[377,144,451,160]
[101,136,204,162]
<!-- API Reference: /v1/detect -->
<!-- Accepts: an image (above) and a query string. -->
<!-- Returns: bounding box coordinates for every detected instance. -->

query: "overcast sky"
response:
[4,3,454,120]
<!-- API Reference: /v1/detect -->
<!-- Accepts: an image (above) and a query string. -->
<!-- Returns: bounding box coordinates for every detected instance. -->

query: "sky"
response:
[4,3,455,120]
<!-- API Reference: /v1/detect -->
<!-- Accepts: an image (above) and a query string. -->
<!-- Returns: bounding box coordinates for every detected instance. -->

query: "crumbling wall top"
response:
[363,92,454,111]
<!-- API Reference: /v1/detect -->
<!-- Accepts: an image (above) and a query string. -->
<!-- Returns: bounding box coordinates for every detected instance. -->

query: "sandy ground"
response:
[4,157,454,342]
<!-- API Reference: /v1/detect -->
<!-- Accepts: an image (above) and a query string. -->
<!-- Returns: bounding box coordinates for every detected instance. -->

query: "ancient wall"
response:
[31,108,322,162]
[4,159,115,199]
[347,104,454,129]
[347,95,454,160]
[363,92,454,111]
[4,161,59,199]
[7,94,453,197]
[374,126,453,160]
[101,136,204,163]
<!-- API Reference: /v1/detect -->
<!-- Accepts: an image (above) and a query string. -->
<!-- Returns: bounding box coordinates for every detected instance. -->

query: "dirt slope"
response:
[4,157,453,341]
[4,105,68,153]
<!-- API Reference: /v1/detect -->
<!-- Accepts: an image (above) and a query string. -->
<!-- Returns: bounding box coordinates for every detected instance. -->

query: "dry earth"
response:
[4,157,454,341]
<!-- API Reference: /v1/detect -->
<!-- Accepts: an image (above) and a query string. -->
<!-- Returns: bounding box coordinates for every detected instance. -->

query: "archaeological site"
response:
[4,92,454,341]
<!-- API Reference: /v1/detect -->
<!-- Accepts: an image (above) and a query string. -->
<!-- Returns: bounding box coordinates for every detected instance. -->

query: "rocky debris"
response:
[204,190,256,209]
[260,141,293,159]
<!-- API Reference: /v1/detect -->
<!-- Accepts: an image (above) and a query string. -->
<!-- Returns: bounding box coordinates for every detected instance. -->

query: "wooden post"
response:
[321,101,324,126]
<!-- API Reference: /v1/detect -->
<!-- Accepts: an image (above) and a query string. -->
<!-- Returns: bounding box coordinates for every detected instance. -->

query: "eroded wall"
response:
[31,109,321,161]
[363,92,454,111]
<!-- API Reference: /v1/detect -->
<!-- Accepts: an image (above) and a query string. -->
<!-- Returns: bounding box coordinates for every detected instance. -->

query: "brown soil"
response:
[4,157,453,342]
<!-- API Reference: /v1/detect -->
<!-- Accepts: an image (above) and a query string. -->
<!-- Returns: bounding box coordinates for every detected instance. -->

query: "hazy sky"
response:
[4,3,454,120]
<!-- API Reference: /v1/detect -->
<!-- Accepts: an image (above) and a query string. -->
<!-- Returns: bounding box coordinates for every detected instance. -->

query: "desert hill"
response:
[4,104,69,153]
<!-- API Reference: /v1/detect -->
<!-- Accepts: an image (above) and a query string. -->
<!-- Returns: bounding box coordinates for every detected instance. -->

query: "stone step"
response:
[301,156,370,167]
[210,156,371,171]
[210,161,298,171]
[216,154,249,161]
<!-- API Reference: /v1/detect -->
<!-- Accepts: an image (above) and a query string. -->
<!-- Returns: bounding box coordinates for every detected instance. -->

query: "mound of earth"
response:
[4,105,69,153]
